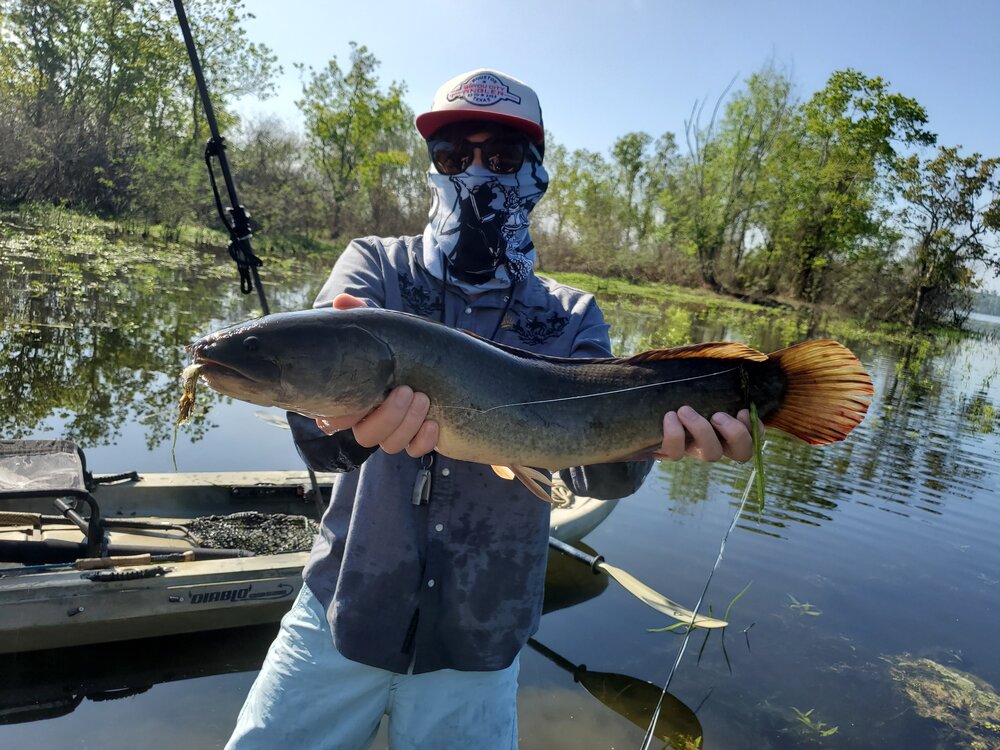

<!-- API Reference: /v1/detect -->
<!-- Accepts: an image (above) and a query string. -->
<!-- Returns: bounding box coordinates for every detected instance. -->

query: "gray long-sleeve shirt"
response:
[297,235,652,674]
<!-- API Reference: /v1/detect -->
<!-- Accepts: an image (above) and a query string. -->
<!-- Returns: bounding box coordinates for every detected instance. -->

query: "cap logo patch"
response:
[446,73,521,107]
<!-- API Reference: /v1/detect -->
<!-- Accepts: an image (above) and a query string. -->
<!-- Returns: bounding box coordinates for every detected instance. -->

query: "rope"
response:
[90,471,139,485]
[83,566,170,582]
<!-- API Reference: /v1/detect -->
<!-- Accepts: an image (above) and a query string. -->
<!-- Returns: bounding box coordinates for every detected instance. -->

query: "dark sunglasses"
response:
[427,134,529,175]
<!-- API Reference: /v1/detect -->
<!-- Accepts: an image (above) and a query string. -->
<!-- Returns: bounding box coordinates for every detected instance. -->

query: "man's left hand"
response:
[654,406,755,463]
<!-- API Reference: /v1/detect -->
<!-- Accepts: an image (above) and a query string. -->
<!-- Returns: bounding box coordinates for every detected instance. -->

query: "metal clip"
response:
[411,453,435,505]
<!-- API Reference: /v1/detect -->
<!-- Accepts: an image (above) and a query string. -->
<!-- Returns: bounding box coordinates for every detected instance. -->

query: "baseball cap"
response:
[415,69,544,144]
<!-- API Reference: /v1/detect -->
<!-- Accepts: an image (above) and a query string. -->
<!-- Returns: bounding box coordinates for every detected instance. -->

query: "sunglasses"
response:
[427,134,529,175]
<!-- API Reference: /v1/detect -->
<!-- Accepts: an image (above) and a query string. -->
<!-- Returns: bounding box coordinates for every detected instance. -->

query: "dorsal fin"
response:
[625,342,768,364]
[461,328,766,367]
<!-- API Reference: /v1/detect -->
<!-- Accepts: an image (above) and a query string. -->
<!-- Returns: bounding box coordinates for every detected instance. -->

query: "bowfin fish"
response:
[184,308,873,499]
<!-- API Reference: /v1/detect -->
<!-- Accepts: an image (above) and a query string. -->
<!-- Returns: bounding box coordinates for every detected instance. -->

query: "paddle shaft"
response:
[548,536,604,573]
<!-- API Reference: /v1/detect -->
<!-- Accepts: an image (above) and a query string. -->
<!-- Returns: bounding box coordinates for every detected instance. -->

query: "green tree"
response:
[668,66,793,292]
[296,43,411,238]
[611,131,677,248]
[894,146,1000,327]
[0,0,277,218]
[775,69,935,301]
[232,115,326,238]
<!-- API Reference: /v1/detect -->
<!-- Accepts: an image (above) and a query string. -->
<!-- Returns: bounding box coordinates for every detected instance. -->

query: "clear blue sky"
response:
[234,0,1000,289]
[237,0,999,157]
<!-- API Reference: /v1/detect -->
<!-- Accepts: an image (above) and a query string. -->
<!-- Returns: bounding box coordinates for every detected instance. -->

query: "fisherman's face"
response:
[464,130,494,169]
[426,123,531,175]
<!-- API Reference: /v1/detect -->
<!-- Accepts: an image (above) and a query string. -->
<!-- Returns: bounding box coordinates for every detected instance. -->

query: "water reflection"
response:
[526,639,702,749]
[3,218,1000,748]
[0,624,278,726]
[0,215,320,449]
[605,301,1000,541]
[3,218,996,541]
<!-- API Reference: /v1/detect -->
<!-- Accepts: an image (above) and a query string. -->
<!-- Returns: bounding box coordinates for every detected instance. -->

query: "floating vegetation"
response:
[887,654,1000,749]
[176,363,203,426]
[788,594,822,616]
[791,707,839,738]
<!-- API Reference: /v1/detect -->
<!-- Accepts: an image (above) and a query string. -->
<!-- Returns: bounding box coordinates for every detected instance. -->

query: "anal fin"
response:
[493,464,554,503]
[491,465,516,480]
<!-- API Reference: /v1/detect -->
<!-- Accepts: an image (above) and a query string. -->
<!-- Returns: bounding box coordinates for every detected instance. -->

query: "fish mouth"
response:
[188,335,269,387]
[193,357,255,385]
[189,357,281,409]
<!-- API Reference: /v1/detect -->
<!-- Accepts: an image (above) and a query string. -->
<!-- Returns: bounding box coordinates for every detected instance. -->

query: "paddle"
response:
[547,536,727,629]
[526,638,703,748]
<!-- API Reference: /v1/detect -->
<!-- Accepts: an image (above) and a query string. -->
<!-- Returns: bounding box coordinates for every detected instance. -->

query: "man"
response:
[226,68,753,750]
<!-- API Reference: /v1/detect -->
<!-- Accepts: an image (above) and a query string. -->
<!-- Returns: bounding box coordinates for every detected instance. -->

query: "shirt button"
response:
[435,523,444,532]
[464,306,472,314]
[427,579,436,588]
[441,468,451,477]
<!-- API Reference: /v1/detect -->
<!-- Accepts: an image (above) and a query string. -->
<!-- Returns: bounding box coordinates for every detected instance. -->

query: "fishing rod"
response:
[172,0,269,316]
[171,1,337,503]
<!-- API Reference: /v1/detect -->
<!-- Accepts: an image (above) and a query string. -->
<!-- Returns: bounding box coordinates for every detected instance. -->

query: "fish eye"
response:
[243,336,260,352]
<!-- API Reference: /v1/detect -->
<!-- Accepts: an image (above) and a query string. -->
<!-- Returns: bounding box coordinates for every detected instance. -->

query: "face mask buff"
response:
[422,155,548,293]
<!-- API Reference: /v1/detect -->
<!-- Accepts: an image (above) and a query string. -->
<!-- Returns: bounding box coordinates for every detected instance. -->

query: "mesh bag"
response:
[187,511,318,555]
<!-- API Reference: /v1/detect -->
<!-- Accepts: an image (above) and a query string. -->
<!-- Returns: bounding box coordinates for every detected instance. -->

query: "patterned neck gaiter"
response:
[421,157,549,294]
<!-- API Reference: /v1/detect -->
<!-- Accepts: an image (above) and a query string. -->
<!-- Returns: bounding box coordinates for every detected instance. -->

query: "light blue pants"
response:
[225,584,519,750]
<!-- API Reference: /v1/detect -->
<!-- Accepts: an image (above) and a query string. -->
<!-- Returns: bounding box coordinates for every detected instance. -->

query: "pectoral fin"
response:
[492,464,554,503]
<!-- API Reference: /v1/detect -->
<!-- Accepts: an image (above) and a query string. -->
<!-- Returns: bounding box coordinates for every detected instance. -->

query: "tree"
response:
[776,69,935,301]
[0,0,278,218]
[296,43,411,238]
[667,65,793,292]
[894,146,1000,327]
[611,131,677,247]
[232,115,326,238]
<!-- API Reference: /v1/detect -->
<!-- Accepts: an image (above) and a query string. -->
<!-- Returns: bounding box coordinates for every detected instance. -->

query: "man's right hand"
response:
[314,294,439,458]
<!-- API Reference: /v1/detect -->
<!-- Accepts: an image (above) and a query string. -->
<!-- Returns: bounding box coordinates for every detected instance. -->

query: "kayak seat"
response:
[0,440,106,558]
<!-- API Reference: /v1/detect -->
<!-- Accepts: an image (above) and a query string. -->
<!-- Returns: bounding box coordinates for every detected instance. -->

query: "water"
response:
[1,216,999,748]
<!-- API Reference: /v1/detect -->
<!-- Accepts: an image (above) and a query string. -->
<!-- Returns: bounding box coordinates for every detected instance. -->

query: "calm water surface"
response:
[1,215,999,748]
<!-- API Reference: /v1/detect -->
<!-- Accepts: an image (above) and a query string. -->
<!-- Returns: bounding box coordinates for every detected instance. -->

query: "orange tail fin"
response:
[765,340,874,445]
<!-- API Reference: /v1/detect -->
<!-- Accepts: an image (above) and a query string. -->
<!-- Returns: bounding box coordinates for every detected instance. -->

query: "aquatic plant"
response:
[787,594,822,616]
[791,707,839,737]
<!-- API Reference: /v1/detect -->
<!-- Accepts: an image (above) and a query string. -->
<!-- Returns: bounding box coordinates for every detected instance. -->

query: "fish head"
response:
[189,309,395,417]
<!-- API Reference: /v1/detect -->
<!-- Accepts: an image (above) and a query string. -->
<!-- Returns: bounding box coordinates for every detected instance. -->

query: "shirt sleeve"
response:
[569,295,613,358]
[313,238,388,309]
[290,239,388,471]
[287,412,376,473]
[558,295,655,499]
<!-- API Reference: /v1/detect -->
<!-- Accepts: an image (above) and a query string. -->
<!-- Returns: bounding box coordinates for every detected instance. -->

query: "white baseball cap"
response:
[415,69,544,144]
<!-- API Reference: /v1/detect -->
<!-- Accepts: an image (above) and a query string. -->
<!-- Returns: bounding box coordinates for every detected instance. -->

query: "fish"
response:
[184,307,873,501]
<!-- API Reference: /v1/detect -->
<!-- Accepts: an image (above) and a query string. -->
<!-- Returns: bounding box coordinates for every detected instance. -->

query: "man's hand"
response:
[314,293,439,458]
[654,406,755,463]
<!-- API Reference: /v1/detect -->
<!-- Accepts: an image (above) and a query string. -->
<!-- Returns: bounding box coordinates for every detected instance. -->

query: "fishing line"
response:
[436,367,740,414]
[638,440,768,750]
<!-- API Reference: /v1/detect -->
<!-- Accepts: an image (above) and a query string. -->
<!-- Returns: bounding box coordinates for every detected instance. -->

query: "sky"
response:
[232,0,1000,288]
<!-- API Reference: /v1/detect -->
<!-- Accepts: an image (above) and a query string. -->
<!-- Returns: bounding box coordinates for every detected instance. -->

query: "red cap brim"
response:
[415,110,544,144]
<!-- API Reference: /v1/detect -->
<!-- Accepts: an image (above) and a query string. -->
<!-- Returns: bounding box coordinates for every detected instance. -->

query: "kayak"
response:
[0,468,617,654]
